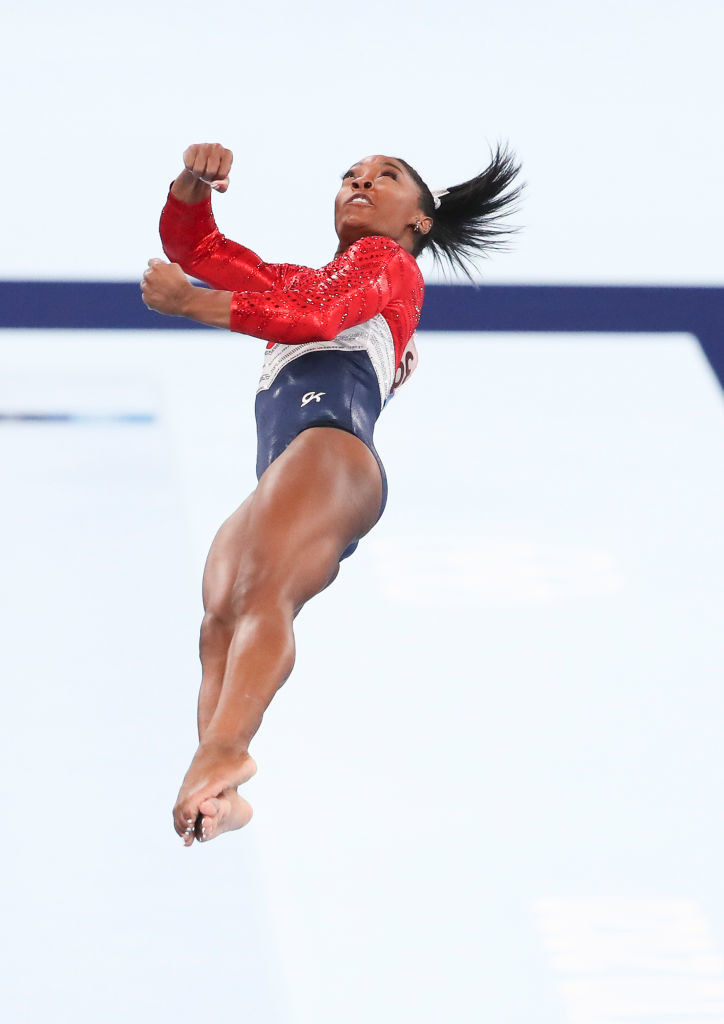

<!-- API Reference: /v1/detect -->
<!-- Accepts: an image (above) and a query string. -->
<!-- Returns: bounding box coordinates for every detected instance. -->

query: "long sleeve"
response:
[159,188,287,292]
[228,235,422,346]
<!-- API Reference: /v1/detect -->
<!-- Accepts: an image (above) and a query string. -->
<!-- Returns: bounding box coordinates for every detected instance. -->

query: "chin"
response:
[344,213,381,232]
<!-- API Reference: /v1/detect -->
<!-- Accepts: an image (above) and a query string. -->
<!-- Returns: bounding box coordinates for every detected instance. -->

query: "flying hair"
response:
[393,142,525,283]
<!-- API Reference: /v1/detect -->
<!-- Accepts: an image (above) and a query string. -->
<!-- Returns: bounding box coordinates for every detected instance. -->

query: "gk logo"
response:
[301,391,325,407]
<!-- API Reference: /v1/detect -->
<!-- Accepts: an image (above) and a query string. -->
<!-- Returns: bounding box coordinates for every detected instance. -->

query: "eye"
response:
[341,170,354,180]
[381,170,398,179]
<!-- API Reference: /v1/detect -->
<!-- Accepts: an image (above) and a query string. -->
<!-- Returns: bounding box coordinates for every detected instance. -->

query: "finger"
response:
[148,257,165,267]
[183,144,199,172]
[218,149,233,181]
[203,150,222,182]
[191,145,210,178]
[210,150,233,191]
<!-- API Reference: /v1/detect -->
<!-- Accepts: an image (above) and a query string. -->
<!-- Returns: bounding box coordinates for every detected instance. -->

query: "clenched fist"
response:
[140,259,193,316]
[183,143,233,193]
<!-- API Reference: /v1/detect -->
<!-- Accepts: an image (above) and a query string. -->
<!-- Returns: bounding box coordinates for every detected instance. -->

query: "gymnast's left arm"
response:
[140,237,417,337]
[226,243,404,343]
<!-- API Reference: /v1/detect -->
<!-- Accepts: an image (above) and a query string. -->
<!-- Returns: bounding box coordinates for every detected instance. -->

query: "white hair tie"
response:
[432,189,449,210]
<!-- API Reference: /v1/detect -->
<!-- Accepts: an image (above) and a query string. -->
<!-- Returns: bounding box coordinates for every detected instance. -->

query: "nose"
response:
[352,177,373,190]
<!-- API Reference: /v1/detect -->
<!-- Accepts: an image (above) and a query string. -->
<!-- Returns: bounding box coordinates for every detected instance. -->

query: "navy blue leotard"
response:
[255,342,389,560]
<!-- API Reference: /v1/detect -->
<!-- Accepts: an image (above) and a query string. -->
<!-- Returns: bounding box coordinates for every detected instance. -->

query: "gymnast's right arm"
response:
[159,143,285,293]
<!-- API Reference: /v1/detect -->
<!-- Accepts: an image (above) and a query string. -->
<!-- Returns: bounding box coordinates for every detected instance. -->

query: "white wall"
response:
[3,0,723,283]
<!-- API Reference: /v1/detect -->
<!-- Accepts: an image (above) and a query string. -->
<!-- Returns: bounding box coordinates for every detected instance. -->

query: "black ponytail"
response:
[394,142,525,282]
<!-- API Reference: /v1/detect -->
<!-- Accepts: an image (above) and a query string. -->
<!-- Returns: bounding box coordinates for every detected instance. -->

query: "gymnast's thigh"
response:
[232,426,383,612]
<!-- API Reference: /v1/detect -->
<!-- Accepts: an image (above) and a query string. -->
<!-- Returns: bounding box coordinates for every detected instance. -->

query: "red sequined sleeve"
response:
[159,188,286,292]
[229,235,420,345]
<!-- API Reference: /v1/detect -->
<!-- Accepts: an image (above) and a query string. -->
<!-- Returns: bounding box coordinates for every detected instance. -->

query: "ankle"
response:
[198,735,250,758]
[202,693,266,751]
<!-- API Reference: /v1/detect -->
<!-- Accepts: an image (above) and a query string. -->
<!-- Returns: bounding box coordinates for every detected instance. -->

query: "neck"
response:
[334,228,374,258]
[334,228,414,259]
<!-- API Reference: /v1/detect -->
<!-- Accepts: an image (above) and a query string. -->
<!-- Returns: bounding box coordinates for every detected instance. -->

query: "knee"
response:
[202,558,240,629]
[230,535,344,617]
[203,552,259,630]
[199,609,235,658]
[229,566,290,621]
[204,544,289,625]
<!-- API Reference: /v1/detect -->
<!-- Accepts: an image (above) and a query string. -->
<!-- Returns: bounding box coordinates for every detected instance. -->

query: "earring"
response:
[413,221,421,233]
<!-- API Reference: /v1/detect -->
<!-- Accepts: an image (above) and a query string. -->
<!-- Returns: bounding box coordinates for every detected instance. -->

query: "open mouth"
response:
[346,195,374,206]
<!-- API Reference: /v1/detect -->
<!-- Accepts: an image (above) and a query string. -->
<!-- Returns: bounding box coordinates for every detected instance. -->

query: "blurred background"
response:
[1,1,723,1021]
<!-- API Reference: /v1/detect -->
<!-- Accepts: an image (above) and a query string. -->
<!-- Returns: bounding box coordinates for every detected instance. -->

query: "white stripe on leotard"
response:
[256,314,397,408]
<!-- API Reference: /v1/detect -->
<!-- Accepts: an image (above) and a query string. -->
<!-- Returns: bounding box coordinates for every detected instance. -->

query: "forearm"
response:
[182,284,365,342]
[160,181,284,292]
[181,285,233,329]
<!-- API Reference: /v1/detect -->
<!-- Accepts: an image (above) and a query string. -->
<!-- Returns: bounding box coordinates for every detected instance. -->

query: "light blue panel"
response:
[2,329,722,1023]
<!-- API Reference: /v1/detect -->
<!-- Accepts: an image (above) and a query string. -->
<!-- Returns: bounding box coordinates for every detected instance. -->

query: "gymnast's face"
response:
[334,154,432,256]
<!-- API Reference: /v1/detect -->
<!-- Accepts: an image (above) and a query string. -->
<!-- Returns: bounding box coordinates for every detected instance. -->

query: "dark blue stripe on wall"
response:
[1,280,722,391]
[0,281,206,331]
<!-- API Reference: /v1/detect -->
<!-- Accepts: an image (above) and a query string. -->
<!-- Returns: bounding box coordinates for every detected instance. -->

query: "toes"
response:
[173,801,198,838]
[198,797,222,817]
[183,815,198,846]
[174,787,210,836]
[173,797,202,844]
[197,797,222,842]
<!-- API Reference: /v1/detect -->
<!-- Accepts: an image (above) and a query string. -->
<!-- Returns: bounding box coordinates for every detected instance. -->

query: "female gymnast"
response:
[140,142,523,845]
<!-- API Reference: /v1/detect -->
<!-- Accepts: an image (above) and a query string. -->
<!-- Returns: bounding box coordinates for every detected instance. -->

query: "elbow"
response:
[158,215,181,263]
[279,317,340,344]
[314,318,342,342]
[159,220,200,270]
[160,237,183,266]
[291,300,344,342]
[161,243,193,277]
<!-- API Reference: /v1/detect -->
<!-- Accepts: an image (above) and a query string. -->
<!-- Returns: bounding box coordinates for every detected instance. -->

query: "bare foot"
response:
[195,787,254,842]
[173,743,257,845]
